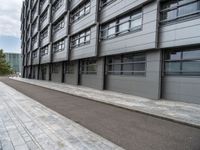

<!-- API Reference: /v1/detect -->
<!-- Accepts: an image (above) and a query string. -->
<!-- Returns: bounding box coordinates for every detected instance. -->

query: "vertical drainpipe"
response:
[155,0,162,100]
[37,0,41,80]
[29,0,33,79]
[62,1,70,83]
[49,1,53,81]
[95,0,104,89]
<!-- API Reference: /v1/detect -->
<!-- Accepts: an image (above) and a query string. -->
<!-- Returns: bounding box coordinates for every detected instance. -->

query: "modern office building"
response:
[21,0,200,104]
[5,53,22,73]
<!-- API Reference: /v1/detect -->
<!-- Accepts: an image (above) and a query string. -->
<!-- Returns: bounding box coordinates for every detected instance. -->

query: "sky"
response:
[0,0,23,53]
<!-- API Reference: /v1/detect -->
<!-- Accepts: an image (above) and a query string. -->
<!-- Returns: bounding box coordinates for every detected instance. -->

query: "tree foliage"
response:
[0,49,13,76]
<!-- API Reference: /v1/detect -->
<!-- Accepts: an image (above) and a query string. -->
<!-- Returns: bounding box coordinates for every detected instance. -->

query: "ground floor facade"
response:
[23,47,200,105]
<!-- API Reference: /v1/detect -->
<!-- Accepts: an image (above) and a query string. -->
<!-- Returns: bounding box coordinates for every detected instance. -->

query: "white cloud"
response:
[0,0,23,37]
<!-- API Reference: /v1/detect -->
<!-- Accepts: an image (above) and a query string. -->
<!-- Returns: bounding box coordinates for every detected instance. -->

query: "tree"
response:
[0,49,13,76]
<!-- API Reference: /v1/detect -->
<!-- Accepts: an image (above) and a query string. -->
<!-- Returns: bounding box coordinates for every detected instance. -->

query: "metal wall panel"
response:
[160,18,200,48]
[106,50,161,99]
[100,1,158,56]
[100,0,150,23]
[70,0,97,35]
[70,25,98,60]
[162,76,200,104]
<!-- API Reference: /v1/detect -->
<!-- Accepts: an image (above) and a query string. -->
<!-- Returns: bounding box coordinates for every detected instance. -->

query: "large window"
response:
[101,10,142,40]
[52,63,59,73]
[107,53,146,76]
[40,45,48,56]
[71,29,90,48]
[101,0,116,8]
[160,0,200,22]
[40,28,48,40]
[165,49,200,76]
[81,59,97,74]
[40,10,48,24]
[53,18,65,33]
[52,0,63,14]
[65,62,74,74]
[32,35,37,45]
[53,39,65,53]
[32,50,37,58]
[70,1,90,23]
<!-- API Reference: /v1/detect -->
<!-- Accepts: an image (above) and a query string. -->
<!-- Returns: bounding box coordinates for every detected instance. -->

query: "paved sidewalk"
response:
[0,82,123,150]
[11,77,200,128]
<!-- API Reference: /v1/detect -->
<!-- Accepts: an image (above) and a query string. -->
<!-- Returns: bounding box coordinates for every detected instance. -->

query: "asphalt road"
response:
[1,77,200,150]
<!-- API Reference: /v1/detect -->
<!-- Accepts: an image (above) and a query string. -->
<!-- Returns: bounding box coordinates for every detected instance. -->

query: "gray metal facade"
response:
[21,0,200,104]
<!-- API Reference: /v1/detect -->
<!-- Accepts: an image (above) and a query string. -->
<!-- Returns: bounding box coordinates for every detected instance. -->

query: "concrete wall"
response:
[80,58,104,90]
[162,76,200,105]
[100,1,158,56]
[106,50,161,99]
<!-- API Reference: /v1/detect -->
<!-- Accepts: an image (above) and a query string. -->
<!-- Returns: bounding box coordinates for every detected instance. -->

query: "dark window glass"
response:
[101,10,142,40]
[81,59,97,74]
[164,49,200,75]
[160,0,200,22]
[183,50,200,59]
[107,53,146,76]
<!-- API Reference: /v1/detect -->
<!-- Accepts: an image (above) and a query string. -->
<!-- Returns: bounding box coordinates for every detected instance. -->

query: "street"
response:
[1,77,200,150]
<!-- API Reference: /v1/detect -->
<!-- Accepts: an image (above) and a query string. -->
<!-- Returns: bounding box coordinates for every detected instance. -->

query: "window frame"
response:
[71,29,91,48]
[81,59,97,74]
[164,49,200,76]
[160,0,200,23]
[100,10,143,40]
[107,53,146,76]
[70,1,91,24]
[53,39,65,53]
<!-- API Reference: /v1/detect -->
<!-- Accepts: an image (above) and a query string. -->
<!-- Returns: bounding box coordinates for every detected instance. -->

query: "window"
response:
[31,20,37,34]
[65,62,74,74]
[53,18,65,33]
[70,1,90,23]
[40,28,48,40]
[164,49,200,75]
[40,0,46,9]
[40,45,48,56]
[53,39,65,53]
[52,63,59,73]
[81,59,97,74]
[32,50,37,58]
[101,10,142,40]
[101,0,116,8]
[160,0,200,22]
[71,29,90,48]
[52,0,63,14]
[107,53,146,76]
[32,35,37,45]
[40,10,48,24]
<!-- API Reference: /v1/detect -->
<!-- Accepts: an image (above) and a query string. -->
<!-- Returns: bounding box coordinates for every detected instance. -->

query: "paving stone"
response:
[0,82,124,150]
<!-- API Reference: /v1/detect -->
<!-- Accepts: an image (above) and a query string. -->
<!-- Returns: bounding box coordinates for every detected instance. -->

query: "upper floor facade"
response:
[21,0,200,66]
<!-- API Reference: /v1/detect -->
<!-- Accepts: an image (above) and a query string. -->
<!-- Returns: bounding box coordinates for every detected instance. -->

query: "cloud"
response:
[0,0,23,37]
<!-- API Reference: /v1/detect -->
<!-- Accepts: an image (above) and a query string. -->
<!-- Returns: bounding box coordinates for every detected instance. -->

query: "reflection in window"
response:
[164,49,200,75]
[107,53,146,76]
[160,0,200,22]
[101,10,142,40]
